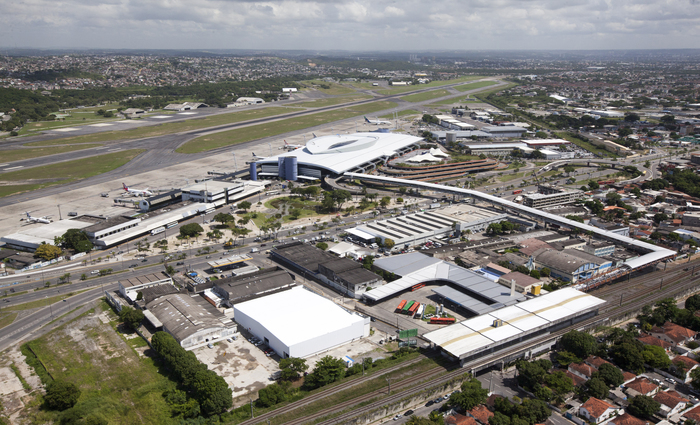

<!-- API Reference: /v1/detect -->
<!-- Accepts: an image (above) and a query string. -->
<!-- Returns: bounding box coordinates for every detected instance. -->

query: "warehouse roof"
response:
[234,286,367,346]
[147,293,226,343]
[534,249,597,273]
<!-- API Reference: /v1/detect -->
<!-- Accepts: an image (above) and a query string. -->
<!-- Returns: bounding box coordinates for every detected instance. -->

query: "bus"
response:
[512,189,523,195]
[429,317,456,325]
[402,300,415,314]
[396,300,407,312]
[408,302,420,316]
[150,226,165,236]
[415,303,425,318]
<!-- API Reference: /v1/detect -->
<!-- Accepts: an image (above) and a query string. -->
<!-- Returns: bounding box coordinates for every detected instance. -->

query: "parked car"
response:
[404,410,414,416]
[207,343,213,349]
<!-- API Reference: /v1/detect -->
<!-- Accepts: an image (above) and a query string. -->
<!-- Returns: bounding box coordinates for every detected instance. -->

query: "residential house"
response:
[585,356,613,370]
[467,405,494,425]
[671,355,700,383]
[445,413,478,425]
[638,334,674,353]
[608,413,650,425]
[650,322,697,347]
[579,397,622,423]
[682,404,700,423]
[624,377,659,397]
[569,362,597,381]
[654,390,690,418]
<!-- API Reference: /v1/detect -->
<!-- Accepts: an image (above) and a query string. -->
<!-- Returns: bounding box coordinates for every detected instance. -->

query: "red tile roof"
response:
[684,404,700,421]
[625,377,658,395]
[652,322,697,344]
[569,362,597,378]
[638,334,673,350]
[622,372,637,382]
[445,414,478,425]
[654,390,689,409]
[610,413,649,425]
[586,356,612,369]
[467,405,494,425]
[564,370,587,387]
[673,355,700,369]
[580,397,615,419]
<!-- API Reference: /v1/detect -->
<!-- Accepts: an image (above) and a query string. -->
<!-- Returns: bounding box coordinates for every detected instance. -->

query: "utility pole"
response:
[250,398,254,418]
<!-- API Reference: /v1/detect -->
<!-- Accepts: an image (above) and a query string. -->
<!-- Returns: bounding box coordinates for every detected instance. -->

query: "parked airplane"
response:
[283,140,304,150]
[122,183,153,197]
[21,212,52,224]
[364,116,391,125]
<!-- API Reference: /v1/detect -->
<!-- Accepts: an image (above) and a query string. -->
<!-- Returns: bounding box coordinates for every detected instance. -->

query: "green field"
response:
[554,132,617,158]
[3,291,88,311]
[26,107,302,147]
[0,149,144,198]
[21,304,175,424]
[453,80,499,92]
[0,144,102,162]
[289,94,372,108]
[0,312,17,329]
[178,101,397,154]
[380,109,420,119]
[298,80,358,95]
[399,89,452,103]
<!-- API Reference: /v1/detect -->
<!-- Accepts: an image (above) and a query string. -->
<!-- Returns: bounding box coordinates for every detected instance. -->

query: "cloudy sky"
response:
[2,0,700,51]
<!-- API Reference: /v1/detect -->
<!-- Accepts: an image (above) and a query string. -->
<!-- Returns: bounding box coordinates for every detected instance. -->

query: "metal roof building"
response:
[254,133,422,180]
[234,286,370,358]
[423,287,605,365]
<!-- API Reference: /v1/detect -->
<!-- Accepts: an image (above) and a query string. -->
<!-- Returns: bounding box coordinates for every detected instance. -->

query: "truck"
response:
[150,226,166,236]
[250,247,260,253]
[224,241,234,248]
[512,189,523,195]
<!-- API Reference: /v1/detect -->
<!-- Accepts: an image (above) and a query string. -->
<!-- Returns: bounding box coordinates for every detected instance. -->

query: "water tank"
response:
[284,156,298,182]
[446,132,456,143]
[249,162,258,181]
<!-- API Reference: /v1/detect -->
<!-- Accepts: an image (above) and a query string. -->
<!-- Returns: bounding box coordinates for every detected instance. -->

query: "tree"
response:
[544,371,573,396]
[450,377,488,411]
[45,380,81,410]
[256,382,287,407]
[530,270,541,279]
[213,212,234,225]
[238,201,252,212]
[62,228,93,253]
[384,238,395,249]
[540,267,551,277]
[304,355,346,390]
[627,395,661,418]
[686,294,700,313]
[624,113,640,122]
[585,377,609,399]
[316,242,328,250]
[554,351,580,367]
[559,330,598,359]
[610,341,645,373]
[642,345,671,368]
[595,363,624,387]
[119,306,145,330]
[35,243,63,260]
[588,181,600,190]
[380,196,391,208]
[279,357,308,381]
[180,223,204,238]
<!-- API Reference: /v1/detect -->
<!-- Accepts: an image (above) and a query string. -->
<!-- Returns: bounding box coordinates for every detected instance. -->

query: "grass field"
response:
[379,109,420,119]
[26,107,302,147]
[375,76,486,95]
[0,144,102,163]
[453,80,499,92]
[289,94,372,108]
[498,171,526,183]
[21,304,175,424]
[554,132,617,158]
[298,80,358,95]
[399,89,452,103]
[178,101,397,154]
[0,149,144,198]
[0,312,17,329]
[3,290,88,311]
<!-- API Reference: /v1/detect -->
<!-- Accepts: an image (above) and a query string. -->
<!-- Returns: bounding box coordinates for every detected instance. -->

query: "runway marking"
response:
[52,127,79,132]
[95,146,109,150]
[0,164,7,167]
[178,112,197,115]
[115,120,140,124]
[107,148,122,152]
[150,115,172,119]
[2,166,24,171]
[88,123,114,127]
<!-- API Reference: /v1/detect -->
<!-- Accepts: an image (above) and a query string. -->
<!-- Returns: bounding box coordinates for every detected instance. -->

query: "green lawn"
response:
[0,149,144,198]
[178,101,397,154]
[289,94,372,108]
[26,107,302,147]
[400,89,452,103]
[21,305,174,424]
[453,80,499,92]
[0,312,17,329]
[380,109,420,119]
[498,171,526,183]
[298,80,358,95]
[0,144,102,162]
[375,76,486,95]
[554,132,617,158]
[3,290,88,311]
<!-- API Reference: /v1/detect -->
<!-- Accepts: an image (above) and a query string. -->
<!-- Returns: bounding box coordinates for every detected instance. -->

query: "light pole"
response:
[46,296,53,320]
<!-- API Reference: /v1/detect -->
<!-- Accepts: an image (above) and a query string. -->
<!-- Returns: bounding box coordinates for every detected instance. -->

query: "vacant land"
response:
[375,76,486,95]
[453,80,499,92]
[20,304,175,424]
[0,312,17,330]
[26,107,301,147]
[289,94,372,108]
[0,149,144,198]
[178,101,397,154]
[380,109,420,119]
[400,89,453,103]
[299,80,358,96]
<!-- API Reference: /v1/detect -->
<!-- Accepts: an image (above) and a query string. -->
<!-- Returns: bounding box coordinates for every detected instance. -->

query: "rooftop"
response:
[581,397,616,419]
[147,293,227,343]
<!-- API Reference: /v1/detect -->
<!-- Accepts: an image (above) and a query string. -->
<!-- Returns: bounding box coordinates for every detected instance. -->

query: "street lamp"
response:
[46,296,53,320]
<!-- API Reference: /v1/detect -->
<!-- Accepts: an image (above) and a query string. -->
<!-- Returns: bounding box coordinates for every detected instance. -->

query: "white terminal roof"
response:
[1,218,94,247]
[424,287,606,359]
[234,286,366,347]
[255,132,422,175]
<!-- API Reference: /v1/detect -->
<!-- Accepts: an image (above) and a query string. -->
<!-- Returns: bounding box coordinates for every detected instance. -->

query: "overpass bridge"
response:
[539,159,651,185]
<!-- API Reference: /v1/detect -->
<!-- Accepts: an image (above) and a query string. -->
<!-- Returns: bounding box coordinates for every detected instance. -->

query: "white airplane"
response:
[282,140,304,151]
[122,183,153,197]
[21,212,52,224]
[364,116,391,125]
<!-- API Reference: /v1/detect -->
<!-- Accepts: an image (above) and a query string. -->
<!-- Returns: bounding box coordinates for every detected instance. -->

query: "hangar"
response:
[234,286,370,358]
[252,133,422,181]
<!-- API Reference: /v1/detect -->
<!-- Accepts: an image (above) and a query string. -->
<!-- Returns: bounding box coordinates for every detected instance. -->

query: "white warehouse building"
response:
[234,286,370,358]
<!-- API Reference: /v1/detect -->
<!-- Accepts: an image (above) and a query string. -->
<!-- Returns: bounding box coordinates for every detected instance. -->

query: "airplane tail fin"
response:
[312,133,317,138]
[284,140,288,146]
[122,183,128,190]
[364,116,369,123]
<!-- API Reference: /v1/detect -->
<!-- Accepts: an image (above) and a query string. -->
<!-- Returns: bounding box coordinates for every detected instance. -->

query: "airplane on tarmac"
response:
[282,140,304,151]
[122,183,153,197]
[21,212,52,224]
[364,116,391,125]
